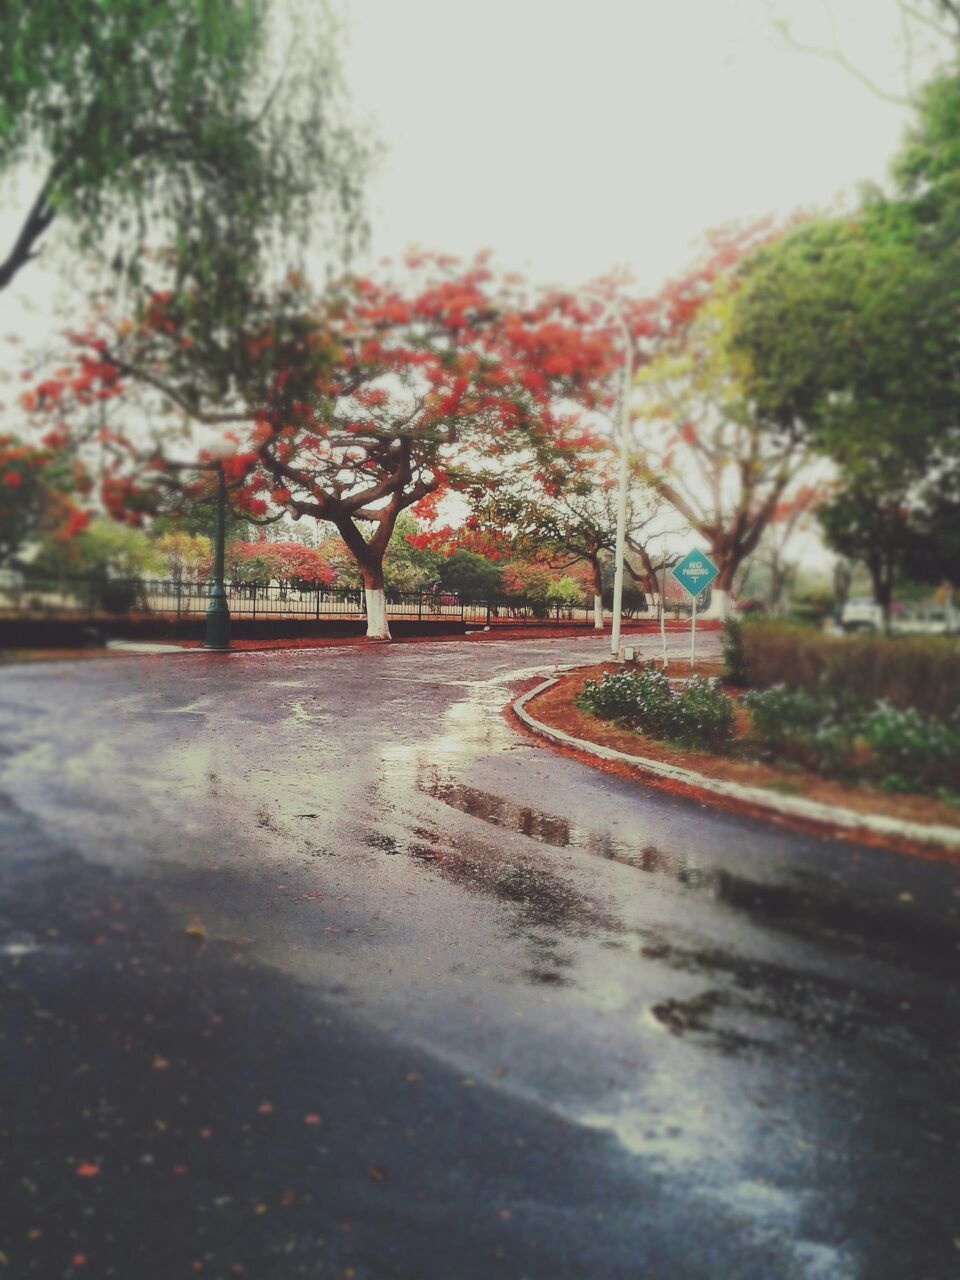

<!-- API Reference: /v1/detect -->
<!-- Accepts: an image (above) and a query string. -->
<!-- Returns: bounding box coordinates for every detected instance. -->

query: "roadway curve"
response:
[0,633,957,1280]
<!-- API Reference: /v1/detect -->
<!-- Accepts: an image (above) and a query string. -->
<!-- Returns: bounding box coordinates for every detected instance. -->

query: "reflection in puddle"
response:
[418,775,960,976]
[420,773,686,875]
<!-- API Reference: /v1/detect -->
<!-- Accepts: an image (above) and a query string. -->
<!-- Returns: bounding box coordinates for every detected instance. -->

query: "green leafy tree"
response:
[31,518,164,610]
[153,530,211,584]
[0,0,368,299]
[436,550,504,602]
[463,458,665,630]
[382,513,441,593]
[733,65,960,614]
[636,276,814,618]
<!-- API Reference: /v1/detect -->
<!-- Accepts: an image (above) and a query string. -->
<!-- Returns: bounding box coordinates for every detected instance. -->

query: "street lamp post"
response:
[203,462,231,651]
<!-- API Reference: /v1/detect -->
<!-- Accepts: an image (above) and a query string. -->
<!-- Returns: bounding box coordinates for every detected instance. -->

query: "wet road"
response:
[0,634,958,1280]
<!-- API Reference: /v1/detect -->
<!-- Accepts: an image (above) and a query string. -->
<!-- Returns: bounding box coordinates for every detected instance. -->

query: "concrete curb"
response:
[514,676,960,852]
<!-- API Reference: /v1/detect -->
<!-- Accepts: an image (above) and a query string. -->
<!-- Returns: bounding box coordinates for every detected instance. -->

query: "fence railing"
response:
[0,576,634,628]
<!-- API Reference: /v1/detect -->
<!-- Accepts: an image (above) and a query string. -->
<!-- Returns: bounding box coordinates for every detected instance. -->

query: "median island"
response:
[519,623,960,853]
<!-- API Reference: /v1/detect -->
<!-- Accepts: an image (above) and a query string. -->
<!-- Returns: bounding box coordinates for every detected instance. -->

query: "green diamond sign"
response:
[671,549,719,599]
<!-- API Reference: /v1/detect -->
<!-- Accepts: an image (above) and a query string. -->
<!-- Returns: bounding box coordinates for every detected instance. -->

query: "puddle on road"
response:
[419,773,684,874]
[417,775,960,977]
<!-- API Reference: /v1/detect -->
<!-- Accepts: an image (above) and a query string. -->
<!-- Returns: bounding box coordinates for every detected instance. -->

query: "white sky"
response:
[0,0,937,361]
[338,0,934,291]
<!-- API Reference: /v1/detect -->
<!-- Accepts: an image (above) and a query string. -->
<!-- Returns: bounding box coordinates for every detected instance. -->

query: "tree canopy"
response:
[731,62,960,600]
[0,0,369,299]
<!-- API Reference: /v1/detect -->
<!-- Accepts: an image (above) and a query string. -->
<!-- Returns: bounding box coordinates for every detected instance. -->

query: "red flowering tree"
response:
[404,227,780,626]
[0,433,90,566]
[27,255,619,638]
[214,540,337,590]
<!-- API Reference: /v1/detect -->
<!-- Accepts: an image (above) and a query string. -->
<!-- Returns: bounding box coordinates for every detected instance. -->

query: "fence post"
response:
[486,601,491,627]
[418,591,423,621]
[316,587,321,621]
[252,584,257,620]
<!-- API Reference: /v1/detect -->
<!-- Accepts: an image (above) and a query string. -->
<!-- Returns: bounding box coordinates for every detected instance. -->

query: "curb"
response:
[513,677,960,853]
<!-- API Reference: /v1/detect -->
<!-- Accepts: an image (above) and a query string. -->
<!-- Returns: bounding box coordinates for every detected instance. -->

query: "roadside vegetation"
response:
[573,620,960,804]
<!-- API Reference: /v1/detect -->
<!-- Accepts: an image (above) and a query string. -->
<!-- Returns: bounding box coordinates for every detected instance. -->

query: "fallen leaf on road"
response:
[366,1166,387,1183]
[75,1163,100,1178]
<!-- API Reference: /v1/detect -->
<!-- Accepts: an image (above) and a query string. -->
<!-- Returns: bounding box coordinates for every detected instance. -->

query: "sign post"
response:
[671,549,720,672]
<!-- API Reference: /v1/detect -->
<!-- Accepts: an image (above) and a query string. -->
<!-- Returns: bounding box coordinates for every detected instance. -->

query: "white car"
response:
[840,597,884,633]
[840,597,958,635]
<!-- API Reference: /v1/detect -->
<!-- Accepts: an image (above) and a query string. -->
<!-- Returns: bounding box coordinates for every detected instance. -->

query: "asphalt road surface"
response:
[0,634,958,1280]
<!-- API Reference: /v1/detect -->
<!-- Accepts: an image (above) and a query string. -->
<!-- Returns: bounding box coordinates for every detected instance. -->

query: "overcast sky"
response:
[337,0,934,291]
[0,0,939,364]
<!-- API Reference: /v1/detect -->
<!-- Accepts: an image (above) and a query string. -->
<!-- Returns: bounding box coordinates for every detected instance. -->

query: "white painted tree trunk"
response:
[593,594,604,630]
[648,592,661,616]
[701,588,732,621]
[364,586,391,640]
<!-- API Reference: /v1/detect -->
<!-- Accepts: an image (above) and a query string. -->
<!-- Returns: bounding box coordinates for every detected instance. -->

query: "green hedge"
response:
[723,620,960,721]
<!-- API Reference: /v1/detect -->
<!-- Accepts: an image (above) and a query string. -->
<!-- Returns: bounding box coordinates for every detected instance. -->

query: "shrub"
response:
[744,684,833,748]
[576,666,677,732]
[576,666,734,750]
[860,703,960,793]
[732,621,960,720]
[744,684,960,794]
[677,676,736,749]
[744,684,856,778]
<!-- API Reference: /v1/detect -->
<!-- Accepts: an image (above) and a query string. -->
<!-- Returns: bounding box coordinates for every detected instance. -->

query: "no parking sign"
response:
[671,549,719,669]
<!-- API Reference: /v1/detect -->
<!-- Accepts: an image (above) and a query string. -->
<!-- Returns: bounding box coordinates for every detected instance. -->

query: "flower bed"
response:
[523,664,960,841]
[564,654,960,812]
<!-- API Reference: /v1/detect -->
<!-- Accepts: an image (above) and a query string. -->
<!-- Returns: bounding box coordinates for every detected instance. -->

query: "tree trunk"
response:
[361,565,391,640]
[700,554,735,620]
[590,557,604,631]
[702,587,732,620]
[869,555,893,636]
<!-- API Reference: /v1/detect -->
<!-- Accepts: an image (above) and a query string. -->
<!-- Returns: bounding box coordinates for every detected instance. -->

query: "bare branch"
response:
[773,15,913,105]
[0,177,57,293]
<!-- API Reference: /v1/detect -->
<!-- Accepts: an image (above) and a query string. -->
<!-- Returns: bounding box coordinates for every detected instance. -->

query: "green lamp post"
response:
[203,462,231,650]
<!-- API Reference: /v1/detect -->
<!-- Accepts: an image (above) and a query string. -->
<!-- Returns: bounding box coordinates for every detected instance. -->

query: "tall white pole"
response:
[541,285,633,655]
[690,591,698,671]
[609,313,633,658]
[659,552,668,669]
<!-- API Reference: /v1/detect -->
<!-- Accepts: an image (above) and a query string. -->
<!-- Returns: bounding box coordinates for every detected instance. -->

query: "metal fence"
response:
[0,576,614,628]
